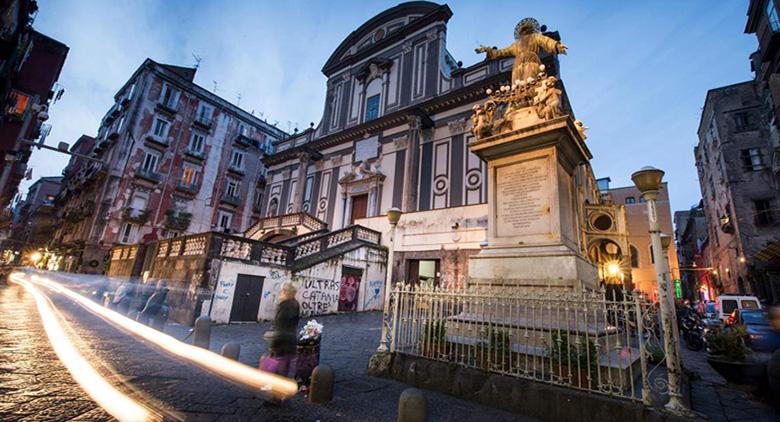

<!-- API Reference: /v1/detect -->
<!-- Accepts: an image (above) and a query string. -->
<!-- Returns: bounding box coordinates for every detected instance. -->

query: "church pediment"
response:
[338,162,385,185]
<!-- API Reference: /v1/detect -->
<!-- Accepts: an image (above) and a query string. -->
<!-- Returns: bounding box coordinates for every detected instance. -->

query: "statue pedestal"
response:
[467,115,597,290]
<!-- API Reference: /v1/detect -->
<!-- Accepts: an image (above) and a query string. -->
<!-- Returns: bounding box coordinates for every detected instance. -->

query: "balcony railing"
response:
[135,168,163,183]
[220,193,241,207]
[164,210,192,231]
[145,134,170,148]
[122,207,150,224]
[175,182,200,195]
[235,133,253,147]
[193,115,212,129]
[227,164,245,175]
[184,148,206,161]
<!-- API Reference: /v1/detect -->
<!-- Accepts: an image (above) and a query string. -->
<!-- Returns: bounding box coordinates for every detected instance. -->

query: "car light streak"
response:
[10,273,157,422]
[30,274,299,400]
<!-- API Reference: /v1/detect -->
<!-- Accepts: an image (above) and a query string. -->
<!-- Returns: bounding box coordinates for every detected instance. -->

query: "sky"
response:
[25,0,757,215]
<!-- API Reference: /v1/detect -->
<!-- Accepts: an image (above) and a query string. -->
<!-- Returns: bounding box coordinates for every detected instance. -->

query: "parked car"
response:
[716,294,761,322]
[725,309,780,353]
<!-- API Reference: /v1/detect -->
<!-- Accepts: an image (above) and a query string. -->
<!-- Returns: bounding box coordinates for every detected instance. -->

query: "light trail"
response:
[10,273,157,422]
[29,273,299,400]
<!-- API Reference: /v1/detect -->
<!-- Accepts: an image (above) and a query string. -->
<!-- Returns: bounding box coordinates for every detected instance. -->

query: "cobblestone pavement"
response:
[682,342,779,421]
[0,273,531,421]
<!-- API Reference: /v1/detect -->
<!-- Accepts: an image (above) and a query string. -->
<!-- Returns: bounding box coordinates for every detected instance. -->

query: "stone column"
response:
[290,152,310,213]
[402,116,421,213]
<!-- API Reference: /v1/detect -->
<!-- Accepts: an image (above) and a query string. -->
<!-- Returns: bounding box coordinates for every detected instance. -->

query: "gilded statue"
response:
[476,17,567,85]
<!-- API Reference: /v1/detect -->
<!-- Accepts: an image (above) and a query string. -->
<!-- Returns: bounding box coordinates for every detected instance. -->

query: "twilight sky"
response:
[27,0,755,215]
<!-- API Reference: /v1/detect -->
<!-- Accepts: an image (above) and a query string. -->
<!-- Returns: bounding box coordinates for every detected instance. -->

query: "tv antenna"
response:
[236,92,242,107]
[192,54,203,70]
[212,80,218,93]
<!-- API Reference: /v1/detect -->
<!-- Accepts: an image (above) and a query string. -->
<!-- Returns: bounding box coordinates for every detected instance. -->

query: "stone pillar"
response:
[290,152,310,213]
[402,116,421,213]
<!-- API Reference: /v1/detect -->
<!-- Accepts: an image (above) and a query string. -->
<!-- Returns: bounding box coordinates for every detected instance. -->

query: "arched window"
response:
[629,245,639,268]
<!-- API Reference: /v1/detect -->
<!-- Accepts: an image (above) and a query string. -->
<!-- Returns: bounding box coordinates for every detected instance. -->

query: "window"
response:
[639,196,646,203]
[181,164,200,186]
[754,199,774,225]
[141,151,160,173]
[159,81,179,109]
[230,149,244,170]
[768,0,780,32]
[649,245,655,264]
[364,94,380,121]
[238,123,249,137]
[740,148,765,171]
[218,211,233,232]
[129,192,149,211]
[152,117,170,138]
[407,259,440,287]
[226,179,240,197]
[7,90,30,117]
[722,299,738,315]
[119,223,137,244]
[196,102,213,124]
[741,300,760,310]
[625,197,636,204]
[733,111,755,132]
[188,131,205,153]
[254,188,264,207]
[125,83,135,101]
[629,245,639,268]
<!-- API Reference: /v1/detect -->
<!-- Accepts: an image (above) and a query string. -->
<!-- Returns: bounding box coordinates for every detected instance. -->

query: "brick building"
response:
[53,59,286,273]
[0,0,68,208]
[695,80,780,302]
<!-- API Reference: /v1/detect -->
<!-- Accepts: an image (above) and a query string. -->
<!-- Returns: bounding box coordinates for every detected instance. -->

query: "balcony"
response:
[193,116,212,130]
[183,148,206,161]
[145,134,170,149]
[164,209,192,231]
[122,207,150,224]
[175,182,200,195]
[221,193,241,207]
[155,101,177,116]
[135,168,162,184]
[227,165,245,176]
[235,133,253,147]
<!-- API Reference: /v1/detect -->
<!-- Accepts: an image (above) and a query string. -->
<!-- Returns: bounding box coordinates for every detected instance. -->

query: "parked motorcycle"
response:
[681,312,705,351]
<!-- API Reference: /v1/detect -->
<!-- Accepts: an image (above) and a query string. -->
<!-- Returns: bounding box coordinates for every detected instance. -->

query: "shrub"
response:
[422,320,446,345]
[707,326,749,362]
[547,331,598,371]
[488,329,510,354]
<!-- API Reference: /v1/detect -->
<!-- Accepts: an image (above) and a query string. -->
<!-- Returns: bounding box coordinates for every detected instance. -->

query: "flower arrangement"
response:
[298,319,323,345]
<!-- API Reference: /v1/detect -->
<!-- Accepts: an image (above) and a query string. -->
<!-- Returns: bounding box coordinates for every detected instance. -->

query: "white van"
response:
[716,295,761,322]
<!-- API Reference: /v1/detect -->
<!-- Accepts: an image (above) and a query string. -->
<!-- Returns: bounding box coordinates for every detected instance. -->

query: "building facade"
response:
[7,176,61,252]
[674,201,713,301]
[600,181,679,298]
[695,80,780,302]
[0,0,69,208]
[256,2,589,288]
[53,59,286,273]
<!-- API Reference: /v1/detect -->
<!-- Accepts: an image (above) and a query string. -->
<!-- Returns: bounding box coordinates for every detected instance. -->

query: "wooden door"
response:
[350,194,368,224]
[229,274,264,322]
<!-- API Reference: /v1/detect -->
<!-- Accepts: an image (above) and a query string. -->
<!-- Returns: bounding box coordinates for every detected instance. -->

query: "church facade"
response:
[258,2,611,288]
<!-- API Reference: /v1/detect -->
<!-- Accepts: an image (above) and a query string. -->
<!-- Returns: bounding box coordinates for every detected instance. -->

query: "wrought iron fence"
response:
[385,283,672,404]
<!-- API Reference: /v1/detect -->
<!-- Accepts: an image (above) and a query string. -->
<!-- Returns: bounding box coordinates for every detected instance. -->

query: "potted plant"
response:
[706,326,765,385]
[295,320,323,388]
[420,320,448,358]
[547,332,599,388]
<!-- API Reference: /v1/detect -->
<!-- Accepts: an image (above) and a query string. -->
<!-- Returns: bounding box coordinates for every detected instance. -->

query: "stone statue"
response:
[533,76,562,120]
[470,101,496,138]
[476,17,567,86]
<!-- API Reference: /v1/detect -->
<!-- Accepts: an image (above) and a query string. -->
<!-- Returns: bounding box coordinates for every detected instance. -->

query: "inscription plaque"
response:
[495,158,550,236]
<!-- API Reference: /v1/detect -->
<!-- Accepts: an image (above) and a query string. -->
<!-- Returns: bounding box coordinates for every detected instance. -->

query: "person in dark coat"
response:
[269,282,300,358]
[138,280,169,326]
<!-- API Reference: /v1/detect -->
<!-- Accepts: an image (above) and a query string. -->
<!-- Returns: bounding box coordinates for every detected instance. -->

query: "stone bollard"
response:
[221,342,240,360]
[397,388,426,422]
[193,316,211,349]
[309,364,334,404]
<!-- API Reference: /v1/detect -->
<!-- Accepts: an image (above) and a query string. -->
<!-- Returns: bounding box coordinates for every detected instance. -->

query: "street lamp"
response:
[631,166,689,415]
[378,207,402,352]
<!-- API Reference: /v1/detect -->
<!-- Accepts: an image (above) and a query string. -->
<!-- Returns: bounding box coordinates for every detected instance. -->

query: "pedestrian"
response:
[138,280,169,328]
[260,282,300,377]
[111,282,134,315]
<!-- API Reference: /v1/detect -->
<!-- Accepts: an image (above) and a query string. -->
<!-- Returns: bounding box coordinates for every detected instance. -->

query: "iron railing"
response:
[384,284,672,404]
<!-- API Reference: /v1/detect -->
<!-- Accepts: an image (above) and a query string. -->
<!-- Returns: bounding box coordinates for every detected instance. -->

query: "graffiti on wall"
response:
[364,279,383,309]
[299,278,340,317]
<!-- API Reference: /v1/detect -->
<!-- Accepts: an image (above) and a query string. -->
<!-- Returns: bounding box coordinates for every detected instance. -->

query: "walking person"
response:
[138,280,169,328]
[260,282,300,378]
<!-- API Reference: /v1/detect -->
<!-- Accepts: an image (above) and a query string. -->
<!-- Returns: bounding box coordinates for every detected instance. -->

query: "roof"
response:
[696,80,755,136]
[321,1,452,76]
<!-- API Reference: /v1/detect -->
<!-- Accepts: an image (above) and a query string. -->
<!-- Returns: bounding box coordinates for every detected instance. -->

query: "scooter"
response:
[681,313,705,351]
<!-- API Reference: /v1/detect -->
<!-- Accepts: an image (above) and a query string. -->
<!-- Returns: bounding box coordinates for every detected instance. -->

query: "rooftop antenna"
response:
[212,80,218,93]
[192,54,203,70]
[236,92,242,107]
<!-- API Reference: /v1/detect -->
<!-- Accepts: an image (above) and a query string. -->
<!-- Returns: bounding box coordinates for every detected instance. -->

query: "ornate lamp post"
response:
[378,207,402,352]
[631,166,689,414]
